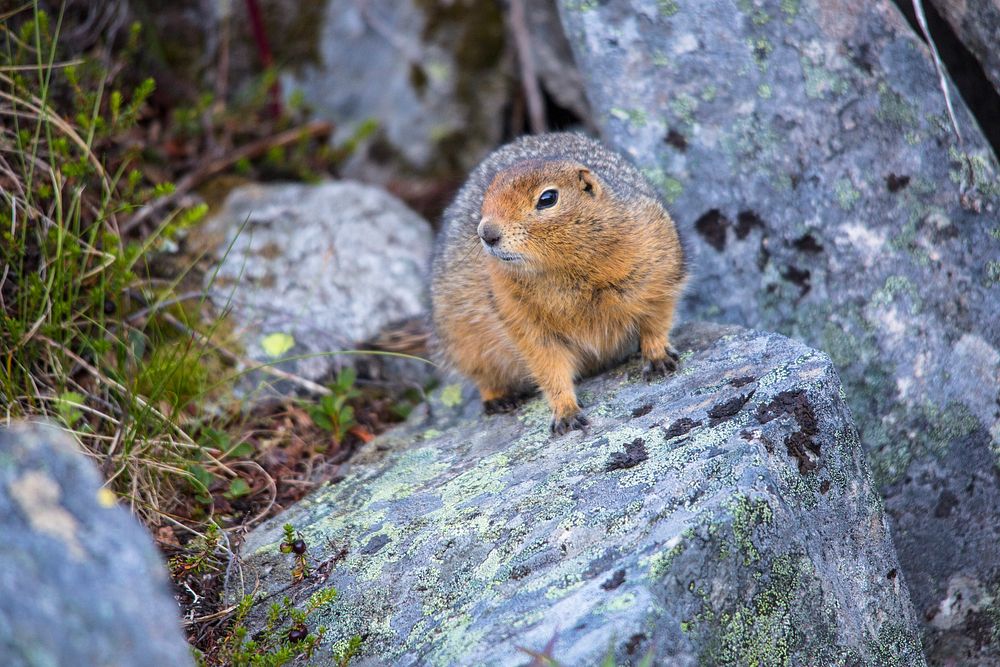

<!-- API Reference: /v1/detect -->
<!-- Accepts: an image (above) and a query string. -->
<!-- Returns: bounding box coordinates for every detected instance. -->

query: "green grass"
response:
[0,4,237,525]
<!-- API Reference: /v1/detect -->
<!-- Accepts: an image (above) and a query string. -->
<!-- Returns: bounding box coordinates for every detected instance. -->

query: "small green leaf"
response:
[440,384,463,407]
[261,332,295,358]
[56,391,85,427]
[225,478,251,499]
[227,441,254,458]
[186,464,213,493]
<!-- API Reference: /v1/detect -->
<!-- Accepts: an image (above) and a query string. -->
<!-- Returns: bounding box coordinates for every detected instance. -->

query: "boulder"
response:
[0,422,192,667]
[280,0,509,182]
[237,322,925,666]
[204,181,434,395]
[926,0,1000,98]
[555,1,1000,662]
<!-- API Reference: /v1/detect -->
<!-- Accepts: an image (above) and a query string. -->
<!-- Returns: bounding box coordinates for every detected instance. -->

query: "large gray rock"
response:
[206,181,433,393]
[281,0,509,182]
[238,322,925,666]
[927,0,1000,98]
[556,1,1000,662]
[0,422,192,667]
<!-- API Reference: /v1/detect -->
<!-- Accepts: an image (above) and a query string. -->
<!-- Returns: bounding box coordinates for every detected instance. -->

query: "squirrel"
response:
[430,132,687,435]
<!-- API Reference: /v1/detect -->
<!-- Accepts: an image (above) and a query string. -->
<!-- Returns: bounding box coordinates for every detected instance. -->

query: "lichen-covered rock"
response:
[556,1,1000,662]
[927,0,1000,98]
[205,181,433,394]
[238,322,925,666]
[0,422,192,667]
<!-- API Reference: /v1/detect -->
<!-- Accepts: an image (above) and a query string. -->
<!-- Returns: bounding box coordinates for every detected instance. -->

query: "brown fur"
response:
[431,133,686,435]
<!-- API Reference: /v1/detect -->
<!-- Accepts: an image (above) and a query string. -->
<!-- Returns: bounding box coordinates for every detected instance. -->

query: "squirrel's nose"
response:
[478,219,502,247]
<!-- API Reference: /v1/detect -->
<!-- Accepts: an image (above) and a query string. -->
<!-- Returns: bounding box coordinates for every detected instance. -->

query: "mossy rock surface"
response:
[240,322,925,666]
[557,1,1000,662]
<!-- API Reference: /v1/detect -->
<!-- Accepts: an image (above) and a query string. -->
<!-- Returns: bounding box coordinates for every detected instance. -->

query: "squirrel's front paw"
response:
[550,411,589,436]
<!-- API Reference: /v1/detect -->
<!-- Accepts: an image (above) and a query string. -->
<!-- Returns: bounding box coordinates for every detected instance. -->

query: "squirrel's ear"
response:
[578,168,601,197]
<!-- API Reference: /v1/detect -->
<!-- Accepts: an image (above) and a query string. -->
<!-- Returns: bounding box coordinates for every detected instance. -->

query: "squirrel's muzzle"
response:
[478,218,502,247]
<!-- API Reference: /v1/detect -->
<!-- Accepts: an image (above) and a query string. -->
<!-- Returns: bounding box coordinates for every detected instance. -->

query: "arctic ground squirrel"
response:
[431,133,687,435]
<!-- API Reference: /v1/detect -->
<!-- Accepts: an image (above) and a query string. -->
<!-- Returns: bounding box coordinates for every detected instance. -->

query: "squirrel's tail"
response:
[359,314,433,358]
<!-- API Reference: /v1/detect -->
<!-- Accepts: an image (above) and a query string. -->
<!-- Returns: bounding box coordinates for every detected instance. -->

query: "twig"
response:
[120,120,332,235]
[911,0,962,144]
[509,0,547,134]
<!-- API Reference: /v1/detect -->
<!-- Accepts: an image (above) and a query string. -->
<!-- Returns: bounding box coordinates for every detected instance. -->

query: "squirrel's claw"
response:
[643,355,678,381]
[666,346,680,362]
[550,412,589,436]
[483,396,522,415]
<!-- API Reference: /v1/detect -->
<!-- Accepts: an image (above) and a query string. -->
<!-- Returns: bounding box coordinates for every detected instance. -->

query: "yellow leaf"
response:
[96,488,117,508]
[261,332,295,358]
[440,383,463,407]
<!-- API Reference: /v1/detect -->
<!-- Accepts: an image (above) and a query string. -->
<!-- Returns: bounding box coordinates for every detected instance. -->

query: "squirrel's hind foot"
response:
[643,348,680,381]
[483,390,534,415]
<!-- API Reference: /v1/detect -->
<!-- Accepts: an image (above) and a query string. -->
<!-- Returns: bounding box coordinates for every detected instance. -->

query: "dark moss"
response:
[665,128,688,151]
[791,233,824,254]
[707,391,755,425]
[735,210,765,240]
[780,265,811,297]
[757,390,821,474]
[601,569,626,590]
[695,209,730,251]
[664,417,702,439]
[605,438,648,471]
[886,173,911,192]
[631,402,654,418]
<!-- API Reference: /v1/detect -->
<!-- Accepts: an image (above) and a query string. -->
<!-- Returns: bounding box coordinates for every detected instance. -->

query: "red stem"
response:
[244,0,282,118]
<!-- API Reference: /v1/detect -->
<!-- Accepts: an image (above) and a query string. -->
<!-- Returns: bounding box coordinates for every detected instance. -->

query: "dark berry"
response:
[287,624,308,642]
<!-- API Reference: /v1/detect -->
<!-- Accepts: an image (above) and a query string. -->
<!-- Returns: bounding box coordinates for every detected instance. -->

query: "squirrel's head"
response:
[478,159,610,271]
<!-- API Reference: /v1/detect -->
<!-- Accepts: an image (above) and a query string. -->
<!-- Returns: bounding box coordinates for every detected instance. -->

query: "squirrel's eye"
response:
[536,189,559,210]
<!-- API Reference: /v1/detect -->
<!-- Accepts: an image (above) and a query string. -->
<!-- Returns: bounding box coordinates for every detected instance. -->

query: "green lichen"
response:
[869,400,980,486]
[870,275,921,314]
[610,107,647,127]
[736,0,771,24]
[644,537,688,579]
[643,167,684,204]
[670,93,699,126]
[757,83,772,99]
[866,623,928,667]
[876,83,919,129]
[834,178,860,210]
[652,49,672,67]
[948,146,1000,198]
[657,0,680,16]
[695,554,802,667]
[781,0,799,20]
[800,59,847,99]
[729,496,773,565]
[748,37,773,72]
